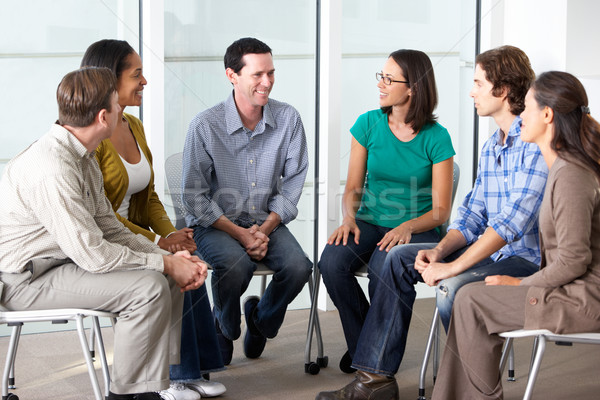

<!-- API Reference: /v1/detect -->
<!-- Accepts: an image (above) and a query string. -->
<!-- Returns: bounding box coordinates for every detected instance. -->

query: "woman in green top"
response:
[319,49,455,373]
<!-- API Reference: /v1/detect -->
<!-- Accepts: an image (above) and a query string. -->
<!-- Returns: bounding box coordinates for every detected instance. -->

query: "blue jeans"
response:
[319,219,439,357]
[193,224,312,340]
[170,284,225,381]
[352,242,539,376]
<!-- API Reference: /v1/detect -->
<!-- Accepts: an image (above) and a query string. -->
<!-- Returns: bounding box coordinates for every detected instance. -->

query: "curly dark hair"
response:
[476,45,535,115]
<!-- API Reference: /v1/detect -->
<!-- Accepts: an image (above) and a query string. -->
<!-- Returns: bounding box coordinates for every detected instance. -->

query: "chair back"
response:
[165,152,187,230]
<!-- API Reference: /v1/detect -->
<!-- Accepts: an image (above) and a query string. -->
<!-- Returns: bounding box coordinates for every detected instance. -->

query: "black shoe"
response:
[339,350,357,374]
[107,392,135,400]
[133,393,162,400]
[243,295,267,359]
[315,371,399,400]
[215,317,233,365]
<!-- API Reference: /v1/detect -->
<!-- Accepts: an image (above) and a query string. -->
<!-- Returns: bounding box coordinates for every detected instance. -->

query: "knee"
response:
[133,271,172,309]
[318,245,347,277]
[282,257,312,284]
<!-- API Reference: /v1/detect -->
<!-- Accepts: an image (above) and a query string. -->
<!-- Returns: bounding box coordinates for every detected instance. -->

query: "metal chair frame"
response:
[0,308,117,400]
[499,329,600,400]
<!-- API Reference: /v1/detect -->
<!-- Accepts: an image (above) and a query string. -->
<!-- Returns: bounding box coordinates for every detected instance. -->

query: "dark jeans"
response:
[170,284,225,381]
[318,219,440,357]
[351,243,538,376]
[193,224,312,340]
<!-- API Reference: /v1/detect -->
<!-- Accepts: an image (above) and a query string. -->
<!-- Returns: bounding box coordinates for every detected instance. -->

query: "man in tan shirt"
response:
[0,67,207,400]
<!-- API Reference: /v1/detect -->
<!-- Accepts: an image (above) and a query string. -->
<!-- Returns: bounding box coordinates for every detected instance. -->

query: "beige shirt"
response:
[0,124,167,274]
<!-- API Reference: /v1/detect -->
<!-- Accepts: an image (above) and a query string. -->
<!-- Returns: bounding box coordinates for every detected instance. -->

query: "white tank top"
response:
[117,144,152,218]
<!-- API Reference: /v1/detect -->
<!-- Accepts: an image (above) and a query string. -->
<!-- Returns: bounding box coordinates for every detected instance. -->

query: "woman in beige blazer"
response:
[431,71,600,400]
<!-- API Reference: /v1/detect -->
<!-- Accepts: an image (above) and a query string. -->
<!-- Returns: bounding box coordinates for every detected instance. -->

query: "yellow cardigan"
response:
[95,113,175,242]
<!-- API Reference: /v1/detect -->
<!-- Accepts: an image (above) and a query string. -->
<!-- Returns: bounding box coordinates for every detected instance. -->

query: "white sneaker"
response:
[159,382,201,400]
[186,378,227,397]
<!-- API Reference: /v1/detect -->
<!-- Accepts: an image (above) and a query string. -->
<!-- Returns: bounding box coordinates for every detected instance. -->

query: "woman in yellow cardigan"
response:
[95,113,195,251]
[82,39,226,400]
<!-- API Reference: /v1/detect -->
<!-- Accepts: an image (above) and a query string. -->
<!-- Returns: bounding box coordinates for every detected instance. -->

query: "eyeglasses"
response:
[376,72,409,86]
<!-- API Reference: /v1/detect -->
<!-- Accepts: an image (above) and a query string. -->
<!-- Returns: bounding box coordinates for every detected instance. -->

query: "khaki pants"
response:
[431,282,528,400]
[0,261,183,394]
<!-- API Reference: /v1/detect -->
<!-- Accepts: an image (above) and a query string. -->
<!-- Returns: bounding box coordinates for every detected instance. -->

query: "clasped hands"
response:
[415,248,454,287]
[415,248,522,287]
[163,250,208,292]
[239,224,269,261]
[159,227,197,253]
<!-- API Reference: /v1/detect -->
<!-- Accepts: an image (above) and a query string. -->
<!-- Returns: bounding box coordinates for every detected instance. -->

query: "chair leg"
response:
[507,345,516,381]
[92,316,111,396]
[499,337,512,373]
[2,324,22,399]
[304,271,328,374]
[89,322,96,361]
[418,307,440,400]
[7,326,20,390]
[529,336,539,373]
[432,312,440,382]
[260,275,267,297]
[522,335,546,400]
[75,315,103,400]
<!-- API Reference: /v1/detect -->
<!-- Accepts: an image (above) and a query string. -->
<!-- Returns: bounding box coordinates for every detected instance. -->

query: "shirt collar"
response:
[224,91,276,135]
[50,124,95,159]
[494,116,522,148]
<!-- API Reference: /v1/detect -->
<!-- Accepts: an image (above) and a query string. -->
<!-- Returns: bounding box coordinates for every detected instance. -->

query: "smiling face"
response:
[229,53,275,110]
[470,64,506,118]
[117,52,146,108]
[377,57,411,109]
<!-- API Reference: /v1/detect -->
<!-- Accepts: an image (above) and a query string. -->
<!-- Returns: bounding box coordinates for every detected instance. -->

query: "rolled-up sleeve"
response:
[268,113,308,224]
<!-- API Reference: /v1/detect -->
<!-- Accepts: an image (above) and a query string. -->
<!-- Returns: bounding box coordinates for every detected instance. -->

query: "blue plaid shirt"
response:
[448,116,548,264]
[182,92,309,228]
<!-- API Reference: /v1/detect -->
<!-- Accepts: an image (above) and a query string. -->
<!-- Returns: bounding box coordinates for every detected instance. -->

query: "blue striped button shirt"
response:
[448,116,548,264]
[182,92,309,228]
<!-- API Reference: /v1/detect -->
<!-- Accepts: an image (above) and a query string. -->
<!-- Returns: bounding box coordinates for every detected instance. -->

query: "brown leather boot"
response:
[315,370,399,400]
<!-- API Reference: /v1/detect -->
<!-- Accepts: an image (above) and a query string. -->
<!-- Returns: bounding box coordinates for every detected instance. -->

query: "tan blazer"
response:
[521,157,600,333]
[95,113,175,242]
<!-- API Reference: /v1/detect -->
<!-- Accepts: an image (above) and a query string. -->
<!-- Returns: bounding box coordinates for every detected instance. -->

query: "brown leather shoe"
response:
[315,370,399,400]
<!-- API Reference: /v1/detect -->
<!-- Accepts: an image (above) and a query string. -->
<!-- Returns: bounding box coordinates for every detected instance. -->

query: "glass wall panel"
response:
[164,0,316,308]
[339,0,477,217]
[0,0,140,176]
[0,0,139,335]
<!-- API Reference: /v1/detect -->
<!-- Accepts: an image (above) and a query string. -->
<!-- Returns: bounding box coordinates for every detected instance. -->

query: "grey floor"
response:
[1,298,599,400]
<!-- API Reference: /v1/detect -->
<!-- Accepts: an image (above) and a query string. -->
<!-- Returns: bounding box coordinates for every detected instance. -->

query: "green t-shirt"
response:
[352,109,455,229]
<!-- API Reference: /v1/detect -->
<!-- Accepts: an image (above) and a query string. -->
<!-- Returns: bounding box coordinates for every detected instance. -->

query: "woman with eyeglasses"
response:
[319,49,455,373]
[431,71,600,399]
[81,39,226,400]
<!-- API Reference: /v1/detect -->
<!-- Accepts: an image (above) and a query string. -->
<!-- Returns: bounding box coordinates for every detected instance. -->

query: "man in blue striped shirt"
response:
[317,46,548,400]
[182,38,312,365]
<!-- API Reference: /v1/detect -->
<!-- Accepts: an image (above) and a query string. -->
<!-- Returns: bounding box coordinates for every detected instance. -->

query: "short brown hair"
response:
[476,45,534,115]
[57,67,117,127]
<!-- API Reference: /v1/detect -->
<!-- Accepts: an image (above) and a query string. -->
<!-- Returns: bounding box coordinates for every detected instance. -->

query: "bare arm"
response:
[328,137,367,246]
